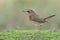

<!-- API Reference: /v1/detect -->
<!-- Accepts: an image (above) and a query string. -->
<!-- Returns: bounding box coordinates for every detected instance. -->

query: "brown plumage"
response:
[23,9,55,26]
[44,15,55,20]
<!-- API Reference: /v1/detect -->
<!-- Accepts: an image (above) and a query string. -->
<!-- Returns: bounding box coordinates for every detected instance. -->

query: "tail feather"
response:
[44,15,56,20]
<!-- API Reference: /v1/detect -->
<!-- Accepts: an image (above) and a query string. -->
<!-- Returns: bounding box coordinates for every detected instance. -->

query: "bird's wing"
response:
[44,15,56,20]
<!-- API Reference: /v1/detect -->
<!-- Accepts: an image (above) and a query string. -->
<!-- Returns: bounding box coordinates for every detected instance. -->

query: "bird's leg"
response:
[35,23,43,30]
[33,23,40,30]
[37,23,44,30]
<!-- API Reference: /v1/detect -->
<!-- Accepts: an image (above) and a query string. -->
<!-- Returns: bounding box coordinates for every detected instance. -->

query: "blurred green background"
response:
[0,0,60,31]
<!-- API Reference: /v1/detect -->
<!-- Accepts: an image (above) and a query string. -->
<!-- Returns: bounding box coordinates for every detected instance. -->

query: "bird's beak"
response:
[22,9,29,12]
[22,10,26,12]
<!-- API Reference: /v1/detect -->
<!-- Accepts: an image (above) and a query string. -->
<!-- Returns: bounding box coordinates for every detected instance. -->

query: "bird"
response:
[22,9,55,29]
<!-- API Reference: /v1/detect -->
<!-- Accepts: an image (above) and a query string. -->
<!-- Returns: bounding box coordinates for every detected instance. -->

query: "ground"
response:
[0,30,60,40]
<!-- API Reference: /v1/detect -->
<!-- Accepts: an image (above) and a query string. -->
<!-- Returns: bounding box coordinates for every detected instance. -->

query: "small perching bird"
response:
[22,9,56,28]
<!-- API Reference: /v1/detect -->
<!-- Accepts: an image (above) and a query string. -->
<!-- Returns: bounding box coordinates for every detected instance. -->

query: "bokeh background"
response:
[0,0,60,31]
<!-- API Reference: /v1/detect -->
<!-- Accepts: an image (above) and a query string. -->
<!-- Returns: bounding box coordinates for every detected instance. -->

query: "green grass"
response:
[0,30,60,40]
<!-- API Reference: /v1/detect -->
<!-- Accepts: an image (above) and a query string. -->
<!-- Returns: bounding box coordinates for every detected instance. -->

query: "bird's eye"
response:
[27,11,30,12]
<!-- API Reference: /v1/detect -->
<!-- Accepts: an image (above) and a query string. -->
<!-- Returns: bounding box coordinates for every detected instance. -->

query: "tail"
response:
[44,15,56,20]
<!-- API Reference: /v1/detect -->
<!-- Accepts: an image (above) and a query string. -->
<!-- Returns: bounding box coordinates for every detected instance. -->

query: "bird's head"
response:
[22,9,35,14]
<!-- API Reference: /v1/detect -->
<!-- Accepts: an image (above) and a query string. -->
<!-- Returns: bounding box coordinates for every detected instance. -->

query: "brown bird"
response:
[23,9,55,27]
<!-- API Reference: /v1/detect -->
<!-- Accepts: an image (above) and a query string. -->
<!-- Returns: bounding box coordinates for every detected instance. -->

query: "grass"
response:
[0,30,60,40]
